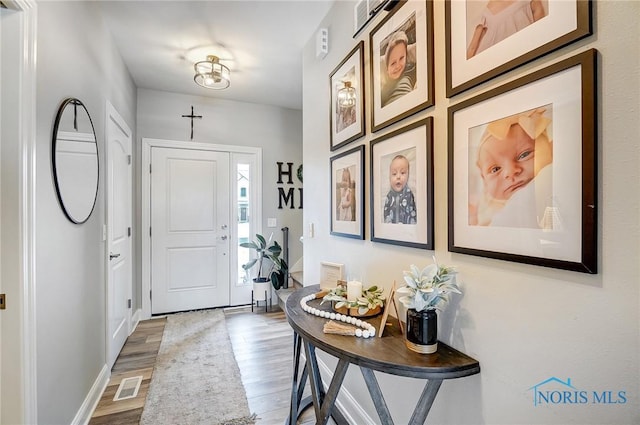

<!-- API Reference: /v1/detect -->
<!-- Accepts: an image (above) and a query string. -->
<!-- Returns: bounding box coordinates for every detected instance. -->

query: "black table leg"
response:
[287,333,302,424]
[287,332,312,425]
[303,341,325,421]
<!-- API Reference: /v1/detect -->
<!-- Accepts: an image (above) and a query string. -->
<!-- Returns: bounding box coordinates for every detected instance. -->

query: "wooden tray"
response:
[332,303,382,318]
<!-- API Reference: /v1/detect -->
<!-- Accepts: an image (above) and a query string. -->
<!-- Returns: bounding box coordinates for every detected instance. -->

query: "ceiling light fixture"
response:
[337,81,356,108]
[194,55,230,90]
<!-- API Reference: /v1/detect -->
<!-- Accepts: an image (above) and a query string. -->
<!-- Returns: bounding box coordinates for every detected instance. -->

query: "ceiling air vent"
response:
[369,0,386,14]
[354,0,369,35]
[353,0,400,38]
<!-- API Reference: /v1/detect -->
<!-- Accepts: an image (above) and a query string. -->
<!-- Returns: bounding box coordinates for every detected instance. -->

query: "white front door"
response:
[106,103,133,368]
[151,147,230,314]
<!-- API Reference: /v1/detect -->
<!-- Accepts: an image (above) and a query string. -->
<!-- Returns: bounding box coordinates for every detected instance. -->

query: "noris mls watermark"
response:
[528,377,627,407]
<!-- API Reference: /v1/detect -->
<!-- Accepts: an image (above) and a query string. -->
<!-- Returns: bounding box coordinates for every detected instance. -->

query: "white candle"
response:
[347,280,362,302]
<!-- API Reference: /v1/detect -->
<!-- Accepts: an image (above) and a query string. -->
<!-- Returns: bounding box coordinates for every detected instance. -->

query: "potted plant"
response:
[240,234,288,294]
[397,257,461,354]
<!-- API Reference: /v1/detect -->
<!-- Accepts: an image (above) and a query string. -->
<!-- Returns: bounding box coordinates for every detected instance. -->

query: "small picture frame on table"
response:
[448,49,597,273]
[320,261,345,290]
[369,0,434,132]
[370,117,434,249]
[445,0,592,97]
[330,41,365,151]
[331,145,365,239]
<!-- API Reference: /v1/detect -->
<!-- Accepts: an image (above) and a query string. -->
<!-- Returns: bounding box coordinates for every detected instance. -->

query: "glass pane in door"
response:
[237,163,251,284]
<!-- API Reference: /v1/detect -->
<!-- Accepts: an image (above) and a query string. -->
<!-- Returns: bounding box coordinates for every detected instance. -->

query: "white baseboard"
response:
[316,357,377,425]
[131,308,143,334]
[71,364,110,425]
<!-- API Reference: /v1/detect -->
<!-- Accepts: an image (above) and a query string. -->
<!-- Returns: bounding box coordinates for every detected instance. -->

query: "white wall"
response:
[302,1,639,424]
[35,2,137,423]
[135,88,304,298]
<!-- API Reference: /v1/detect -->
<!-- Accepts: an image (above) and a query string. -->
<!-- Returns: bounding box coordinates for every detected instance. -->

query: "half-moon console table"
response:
[285,285,480,425]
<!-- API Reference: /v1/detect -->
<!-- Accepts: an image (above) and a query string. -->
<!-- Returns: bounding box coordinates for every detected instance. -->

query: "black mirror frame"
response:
[51,97,99,224]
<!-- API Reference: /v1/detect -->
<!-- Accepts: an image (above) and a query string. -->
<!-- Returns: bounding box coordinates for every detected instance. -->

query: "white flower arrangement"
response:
[397,257,462,312]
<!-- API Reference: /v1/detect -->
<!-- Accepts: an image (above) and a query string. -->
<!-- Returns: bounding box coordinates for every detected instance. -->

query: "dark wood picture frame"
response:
[448,49,597,273]
[370,0,434,132]
[330,41,366,151]
[370,117,434,249]
[445,0,592,97]
[331,145,365,239]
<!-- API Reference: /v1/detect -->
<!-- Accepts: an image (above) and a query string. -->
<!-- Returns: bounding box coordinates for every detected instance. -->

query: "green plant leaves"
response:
[399,262,462,312]
[240,233,288,289]
[241,258,258,270]
[321,284,385,310]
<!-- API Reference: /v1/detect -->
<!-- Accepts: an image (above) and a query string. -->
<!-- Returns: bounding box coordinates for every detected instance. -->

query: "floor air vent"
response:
[113,376,143,401]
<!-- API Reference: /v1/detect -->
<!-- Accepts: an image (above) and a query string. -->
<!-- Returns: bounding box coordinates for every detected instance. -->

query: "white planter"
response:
[252,279,271,301]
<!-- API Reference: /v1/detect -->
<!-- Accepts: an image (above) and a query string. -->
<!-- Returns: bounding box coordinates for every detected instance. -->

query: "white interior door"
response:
[151,147,230,314]
[106,104,132,368]
[0,2,36,423]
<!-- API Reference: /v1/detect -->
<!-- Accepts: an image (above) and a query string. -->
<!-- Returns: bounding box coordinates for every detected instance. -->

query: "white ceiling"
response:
[97,0,334,110]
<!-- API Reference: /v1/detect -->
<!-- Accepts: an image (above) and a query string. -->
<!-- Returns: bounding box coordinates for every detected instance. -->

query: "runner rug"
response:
[140,309,256,425]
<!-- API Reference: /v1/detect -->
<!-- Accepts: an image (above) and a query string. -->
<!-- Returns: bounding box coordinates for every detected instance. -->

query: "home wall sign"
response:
[277,161,303,209]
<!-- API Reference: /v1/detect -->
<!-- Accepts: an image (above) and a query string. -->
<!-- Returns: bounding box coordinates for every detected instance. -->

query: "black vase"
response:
[405,308,438,354]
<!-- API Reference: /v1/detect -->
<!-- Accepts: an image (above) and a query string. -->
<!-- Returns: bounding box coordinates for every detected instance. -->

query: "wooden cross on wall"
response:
[181,105,202,140]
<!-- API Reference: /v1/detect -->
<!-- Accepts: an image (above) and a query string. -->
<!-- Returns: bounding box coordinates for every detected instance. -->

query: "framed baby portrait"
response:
[445,0,592,97]
[448,49,596,273]
[330,41,365,151]
[369,0,434,133]
[330,145,365,239]
[370,117,433,249]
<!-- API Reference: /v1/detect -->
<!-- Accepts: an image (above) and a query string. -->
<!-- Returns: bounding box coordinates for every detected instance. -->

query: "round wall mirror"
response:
[51,98,99,224]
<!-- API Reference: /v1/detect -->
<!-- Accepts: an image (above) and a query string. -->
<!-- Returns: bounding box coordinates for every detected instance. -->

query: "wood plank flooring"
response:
[88,306,325,425]
[224,307,320,425]
[89,317,166,425]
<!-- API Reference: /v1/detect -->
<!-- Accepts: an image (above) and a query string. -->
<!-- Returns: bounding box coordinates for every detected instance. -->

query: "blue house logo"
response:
[528,377,627,407]
[528,377,581,406]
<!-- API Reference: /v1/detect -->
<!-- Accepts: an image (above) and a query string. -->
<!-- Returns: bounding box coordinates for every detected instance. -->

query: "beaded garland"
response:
[299,293,376,338]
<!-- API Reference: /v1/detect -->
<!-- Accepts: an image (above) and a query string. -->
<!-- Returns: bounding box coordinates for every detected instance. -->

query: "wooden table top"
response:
[285,285,480,380]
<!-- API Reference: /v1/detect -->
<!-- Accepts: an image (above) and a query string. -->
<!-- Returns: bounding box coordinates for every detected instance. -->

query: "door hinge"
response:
[127,154,132,165]
[0,293,5,310]
[149,227,152,237]
[127,298,132,309]
[150,290,152,300]
[149,164,152,173]
[128,226,131,237]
